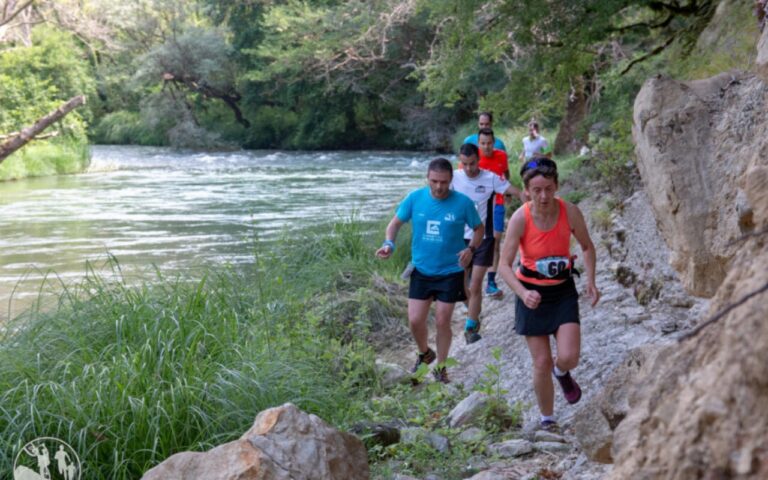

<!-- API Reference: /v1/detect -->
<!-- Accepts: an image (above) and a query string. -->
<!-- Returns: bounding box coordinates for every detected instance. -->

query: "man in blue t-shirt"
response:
[376,158,483,384]
[463,112,507,152]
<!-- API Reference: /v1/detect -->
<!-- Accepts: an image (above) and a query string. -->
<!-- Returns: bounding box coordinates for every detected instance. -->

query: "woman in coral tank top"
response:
[499,157,601,431]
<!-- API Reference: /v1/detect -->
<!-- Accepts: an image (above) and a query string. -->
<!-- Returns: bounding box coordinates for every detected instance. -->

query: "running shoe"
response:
[410,348,436,385]
[432,366,450,384]
[485,282,503,298]
[540,419,560,432]
[553,369,582,404]
[464,320,482,344]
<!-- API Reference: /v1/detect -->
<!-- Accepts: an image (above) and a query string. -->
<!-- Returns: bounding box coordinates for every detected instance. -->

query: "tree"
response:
[233,0,465,149]
[134,27,249,128]
[415,0,718,153]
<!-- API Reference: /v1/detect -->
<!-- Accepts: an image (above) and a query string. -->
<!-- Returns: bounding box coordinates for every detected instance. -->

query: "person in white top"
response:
[452,143,523,344]
[519,121,551,161]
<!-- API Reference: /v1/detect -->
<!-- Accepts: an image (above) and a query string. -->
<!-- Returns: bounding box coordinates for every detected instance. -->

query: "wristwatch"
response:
[467,245,477,253]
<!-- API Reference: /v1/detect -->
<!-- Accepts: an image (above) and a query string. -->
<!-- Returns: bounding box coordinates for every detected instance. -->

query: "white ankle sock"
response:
[540,414,556,423]
[553,366,567,377]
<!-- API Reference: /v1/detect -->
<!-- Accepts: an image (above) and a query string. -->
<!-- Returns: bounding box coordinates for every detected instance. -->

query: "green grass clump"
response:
[592,205,614,231]
[364,352,524,479]
[0,140,90,180]
[0,217,407,479]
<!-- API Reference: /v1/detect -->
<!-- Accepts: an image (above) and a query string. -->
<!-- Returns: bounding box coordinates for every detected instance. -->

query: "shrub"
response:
[90,111,167,146]
[592,118,638,196]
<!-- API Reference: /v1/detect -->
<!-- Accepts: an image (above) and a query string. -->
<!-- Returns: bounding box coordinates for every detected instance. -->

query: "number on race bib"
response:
[534,256,570,278]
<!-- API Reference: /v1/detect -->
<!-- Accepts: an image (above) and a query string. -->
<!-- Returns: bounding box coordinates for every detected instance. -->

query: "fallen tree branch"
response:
[0,95,85,164]
[0,130,59,140]
[678,281,768,342]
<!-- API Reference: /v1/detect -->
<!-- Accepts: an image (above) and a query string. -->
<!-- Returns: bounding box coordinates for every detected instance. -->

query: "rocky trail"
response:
[373,25,768,478]
[377,186,708,480]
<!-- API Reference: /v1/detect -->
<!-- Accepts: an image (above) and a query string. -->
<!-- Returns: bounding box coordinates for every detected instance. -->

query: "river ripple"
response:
[0,146,433,321]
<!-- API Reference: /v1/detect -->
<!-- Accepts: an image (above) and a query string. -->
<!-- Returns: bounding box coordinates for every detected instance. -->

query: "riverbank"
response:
[0,141,90,181]
[0,217,417,478]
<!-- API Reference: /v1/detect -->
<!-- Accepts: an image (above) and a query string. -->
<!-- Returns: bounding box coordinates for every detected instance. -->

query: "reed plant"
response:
[0,217,408,478]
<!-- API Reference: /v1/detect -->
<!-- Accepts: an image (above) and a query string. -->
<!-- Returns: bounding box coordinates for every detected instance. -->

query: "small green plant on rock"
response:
[474,347,521,432]
[592,118,639,197]
[592,205,613,231]
[561,190,587,204]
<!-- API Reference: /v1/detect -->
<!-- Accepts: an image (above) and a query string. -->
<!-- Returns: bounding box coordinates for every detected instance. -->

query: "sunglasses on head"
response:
[520,157,557,176]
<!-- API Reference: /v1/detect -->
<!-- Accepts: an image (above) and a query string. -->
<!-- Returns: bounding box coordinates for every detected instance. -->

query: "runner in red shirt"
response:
[477,127,510,298]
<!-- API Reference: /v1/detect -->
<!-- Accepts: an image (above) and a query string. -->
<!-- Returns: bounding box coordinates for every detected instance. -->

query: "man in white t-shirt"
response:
[519,121,551,161]
[452,143,522,344]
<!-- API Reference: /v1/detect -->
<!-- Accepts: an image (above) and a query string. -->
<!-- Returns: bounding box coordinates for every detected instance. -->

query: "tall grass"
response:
[0,140,90,181]
[0,217,409,478]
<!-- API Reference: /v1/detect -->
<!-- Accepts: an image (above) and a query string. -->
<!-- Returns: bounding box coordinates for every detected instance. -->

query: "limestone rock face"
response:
[141,403,369,480]
[632,72,768,296]
[609,227,768,479]
[612,65,768,478]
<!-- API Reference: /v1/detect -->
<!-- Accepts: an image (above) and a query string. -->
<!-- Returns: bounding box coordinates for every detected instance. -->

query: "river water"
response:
[0,146,432,321]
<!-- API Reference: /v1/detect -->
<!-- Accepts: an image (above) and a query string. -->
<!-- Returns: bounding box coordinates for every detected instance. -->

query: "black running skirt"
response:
[514,277,579,336]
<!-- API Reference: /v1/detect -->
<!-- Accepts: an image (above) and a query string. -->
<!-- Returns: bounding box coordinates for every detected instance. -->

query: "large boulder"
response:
[609,220,768,479]
[141,403,369,480]
[447,391,490,428]
[632,72,768,296]
[612,50,768,477]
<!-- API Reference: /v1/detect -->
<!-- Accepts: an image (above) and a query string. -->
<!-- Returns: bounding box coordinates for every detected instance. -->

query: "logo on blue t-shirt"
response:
[427,220,440,235]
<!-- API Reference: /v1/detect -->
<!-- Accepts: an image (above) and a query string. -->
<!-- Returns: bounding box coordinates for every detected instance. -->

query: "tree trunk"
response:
[0,95,86,164]
[553,76,589,156]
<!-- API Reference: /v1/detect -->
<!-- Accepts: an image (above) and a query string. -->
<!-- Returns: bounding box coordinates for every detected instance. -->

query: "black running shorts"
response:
[408,268,467,303]
[465,237,495,267]
[514,277,580,336]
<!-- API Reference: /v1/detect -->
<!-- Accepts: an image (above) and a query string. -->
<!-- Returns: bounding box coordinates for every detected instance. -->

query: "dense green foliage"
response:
[0,27,94,179]
[1,0,761,158]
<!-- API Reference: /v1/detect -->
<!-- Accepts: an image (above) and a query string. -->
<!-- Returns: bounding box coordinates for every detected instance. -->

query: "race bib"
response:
[534,256,570,278]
